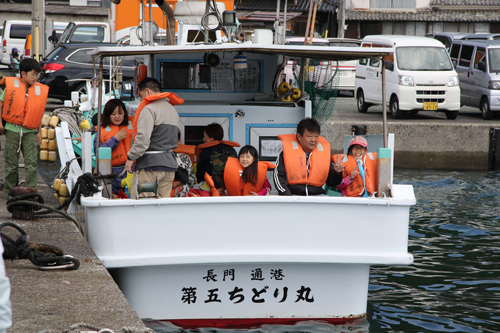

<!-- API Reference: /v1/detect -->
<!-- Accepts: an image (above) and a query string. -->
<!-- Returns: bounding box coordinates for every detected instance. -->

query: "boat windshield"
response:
[396,47,453,71]
[488,49,500,72]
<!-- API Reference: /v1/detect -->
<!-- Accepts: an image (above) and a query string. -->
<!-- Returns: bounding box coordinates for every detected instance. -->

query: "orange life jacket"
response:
[132,91,184,139]
[174,144,196,164]
[278,134,331,187]
[196,140,241,162]
[0,77,49,129]
[332,153,378,197]
[204,172,220,196]
[99,122,134,166]
[224,157,275,196]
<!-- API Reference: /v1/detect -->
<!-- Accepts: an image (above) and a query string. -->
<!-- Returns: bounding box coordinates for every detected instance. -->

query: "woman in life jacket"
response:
[334,136,377,197]
[224,145,275,196]
[195,122,239,183]
[94,99,134,198]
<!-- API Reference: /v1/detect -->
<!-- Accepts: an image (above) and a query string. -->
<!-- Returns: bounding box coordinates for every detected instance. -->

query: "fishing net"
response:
[293,58,340,125]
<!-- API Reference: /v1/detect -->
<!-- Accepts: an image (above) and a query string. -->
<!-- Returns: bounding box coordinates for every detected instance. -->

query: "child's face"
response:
[110,106,125,126]
[351,144,367,160]
[239,152,254,168]
[22,70,39,85]
[217,188,225,196]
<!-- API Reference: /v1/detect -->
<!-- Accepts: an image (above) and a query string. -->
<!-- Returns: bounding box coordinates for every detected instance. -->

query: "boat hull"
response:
[82,191,415,321]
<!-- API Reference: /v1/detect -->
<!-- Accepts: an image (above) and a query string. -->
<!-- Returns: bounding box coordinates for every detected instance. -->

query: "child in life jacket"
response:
[93,99,134,198]
[170,167,189,197]
[185,173,225,197]
[224,145,275,196]
[335,136,377,197]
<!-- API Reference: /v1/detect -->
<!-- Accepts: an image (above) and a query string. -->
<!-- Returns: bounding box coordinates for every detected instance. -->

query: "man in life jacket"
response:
[195,122,239,183]
[124,77,181,198]
[0,58,48,196]
[273,118,343,196]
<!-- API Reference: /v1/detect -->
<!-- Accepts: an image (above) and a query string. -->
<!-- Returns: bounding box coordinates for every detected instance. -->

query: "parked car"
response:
[426,32,471,51]
[449,39,500,119]
[461,33,500,41]
[356,35,460,120]
[1,20,31,66]
[40,43,135,101]
[22,22,68,59]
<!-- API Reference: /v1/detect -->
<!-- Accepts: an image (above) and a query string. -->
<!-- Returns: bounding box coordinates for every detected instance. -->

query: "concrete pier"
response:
[0,134,148,333]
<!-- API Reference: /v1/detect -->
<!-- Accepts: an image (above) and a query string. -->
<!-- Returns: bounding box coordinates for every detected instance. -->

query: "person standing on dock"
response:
[273,118,343,196]
[124,77,183,198]
[0,58,48,197]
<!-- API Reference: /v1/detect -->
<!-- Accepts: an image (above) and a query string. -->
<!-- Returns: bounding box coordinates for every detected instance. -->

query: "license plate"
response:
[424,102,438,110]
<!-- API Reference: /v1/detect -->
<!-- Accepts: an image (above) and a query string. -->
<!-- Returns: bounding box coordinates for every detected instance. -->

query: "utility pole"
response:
[32,0,45,62]
[337,0,344,38]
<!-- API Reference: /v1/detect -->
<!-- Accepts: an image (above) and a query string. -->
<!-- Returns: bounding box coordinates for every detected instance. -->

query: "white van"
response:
[355,35,461,119]
[449,39,500,119]
[1,20,31,66]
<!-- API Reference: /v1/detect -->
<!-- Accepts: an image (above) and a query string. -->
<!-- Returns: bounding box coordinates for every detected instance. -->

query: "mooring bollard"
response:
[8,186,38,220]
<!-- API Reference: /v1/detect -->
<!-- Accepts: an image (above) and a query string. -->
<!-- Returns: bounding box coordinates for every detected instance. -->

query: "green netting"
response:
[293,59,340,125]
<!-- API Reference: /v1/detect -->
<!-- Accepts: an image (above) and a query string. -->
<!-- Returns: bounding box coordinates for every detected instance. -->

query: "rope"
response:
[0,222,80,270]
[5,173,100,236]
[53,322,156,333]
[52,107,84,137]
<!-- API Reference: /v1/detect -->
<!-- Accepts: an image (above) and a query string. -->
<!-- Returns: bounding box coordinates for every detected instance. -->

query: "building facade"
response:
[345,0,500,38]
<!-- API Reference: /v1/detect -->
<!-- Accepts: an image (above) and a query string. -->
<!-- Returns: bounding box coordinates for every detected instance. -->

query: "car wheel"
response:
[481,98,493,120]
[446,111,458,120]
[390,96,403,119]
[357,90,369,113]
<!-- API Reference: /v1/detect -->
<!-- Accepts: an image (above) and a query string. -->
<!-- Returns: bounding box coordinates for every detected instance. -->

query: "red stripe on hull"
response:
[161,317,367,329]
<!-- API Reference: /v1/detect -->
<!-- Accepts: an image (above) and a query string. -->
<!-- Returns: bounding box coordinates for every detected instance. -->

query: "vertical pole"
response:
[32,0,44,61]
[95,56,104,176]
[282,0,288,45]
[149,0,154,46]
[275,0,281,44]
[337,0,344,38]
[382,58,387,148]
[308,1,320,44]
[341,0,345,38]
[303,0,314,45]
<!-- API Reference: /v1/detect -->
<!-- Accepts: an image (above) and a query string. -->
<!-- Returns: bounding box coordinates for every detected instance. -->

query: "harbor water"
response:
[143,169,500,333]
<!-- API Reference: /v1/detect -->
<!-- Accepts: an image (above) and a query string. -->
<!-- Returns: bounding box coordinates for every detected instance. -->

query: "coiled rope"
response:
[52,107,84,137]
[0,222,80,270]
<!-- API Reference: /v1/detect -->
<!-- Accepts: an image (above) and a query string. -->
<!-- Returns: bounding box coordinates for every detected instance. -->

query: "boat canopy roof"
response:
[88,43,392,61]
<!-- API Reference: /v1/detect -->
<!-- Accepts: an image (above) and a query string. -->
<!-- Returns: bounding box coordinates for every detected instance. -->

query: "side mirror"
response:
[452,60,457,69]
[49,30,58,45]
[477,61,486,72]
[385,61,394,71]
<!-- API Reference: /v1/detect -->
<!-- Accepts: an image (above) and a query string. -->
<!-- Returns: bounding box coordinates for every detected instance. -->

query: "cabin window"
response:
[158,58,263,92]
[184,126,205,146]
[259,137,283,162]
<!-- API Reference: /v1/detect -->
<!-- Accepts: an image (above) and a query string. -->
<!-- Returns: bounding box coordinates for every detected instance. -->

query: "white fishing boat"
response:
[53,2,415,327]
